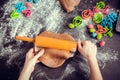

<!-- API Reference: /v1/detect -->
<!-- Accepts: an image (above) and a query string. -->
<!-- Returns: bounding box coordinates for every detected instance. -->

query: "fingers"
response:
[36,60,41,63]
[77,39,82,49]
[83,40,92,45]
[78,40,96,48]
[33,45,39,53]
[26,48,34,56]
[83,41,96,49]
[27,48,34,53]
[33,49,44,60]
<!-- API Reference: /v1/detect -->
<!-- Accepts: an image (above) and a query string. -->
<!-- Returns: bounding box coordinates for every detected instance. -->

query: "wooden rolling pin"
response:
[15,36,77,52]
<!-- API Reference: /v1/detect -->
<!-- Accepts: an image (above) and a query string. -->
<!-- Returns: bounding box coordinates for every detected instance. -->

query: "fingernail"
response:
[33,45,39,53]
[70,48,76,53]
[78,39,80,42]
[40,49,44,52]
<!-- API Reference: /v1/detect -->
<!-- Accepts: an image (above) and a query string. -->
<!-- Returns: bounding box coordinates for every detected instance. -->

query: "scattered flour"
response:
[0,0,119,71]
[30,64,76,80]
[59,17,119,69]
[97,48,118,69]
[0,0,63,56]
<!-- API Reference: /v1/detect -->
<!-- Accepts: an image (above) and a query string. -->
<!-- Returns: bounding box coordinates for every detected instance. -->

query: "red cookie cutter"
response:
[96,25,106,34]
[93,7,99,13]
[101,5,110,15]
[22,9,32,18]
[81,9,93,19]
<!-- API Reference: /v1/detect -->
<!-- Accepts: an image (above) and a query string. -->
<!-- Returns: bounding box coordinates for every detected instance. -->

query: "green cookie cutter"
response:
[10,10,21,19]
[73,16,83,28]
[96,1,106,9]
[104,27,113,37]
[93,13,103,24]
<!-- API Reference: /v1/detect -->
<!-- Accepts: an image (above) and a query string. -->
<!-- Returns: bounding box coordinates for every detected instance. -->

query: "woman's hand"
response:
[23,48,44,73]
[77,39,97,60]
[77,39,103,80]
[18,48,44,80]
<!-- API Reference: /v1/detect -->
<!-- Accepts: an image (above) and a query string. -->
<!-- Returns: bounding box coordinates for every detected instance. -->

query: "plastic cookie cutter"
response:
[107,12,118,23]
[107,18,113,28]
[93,7,99,13]
[68,16,82,28]
[14,2,26,13]
[104,27,113,37]
[107,12,118,28]
[22,9,32,18]
[81,9,93,19]
[93,13,103,24]
[96,25,106,34]
[101,17,107,27]
[27,0,38,4]
[27,0,32,2]
[33,0,38,3]
[73,16,82,27]
[96,1,106,9]
[101,5,110,15]
[10,10,21,19]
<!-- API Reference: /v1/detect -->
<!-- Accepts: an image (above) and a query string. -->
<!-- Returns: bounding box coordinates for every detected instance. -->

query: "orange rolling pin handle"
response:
[15,36,34,42]
[35,36,77,52]
[15,36,77,52]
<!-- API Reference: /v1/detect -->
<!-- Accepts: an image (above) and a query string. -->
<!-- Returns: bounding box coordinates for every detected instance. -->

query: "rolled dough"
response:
[38,31,75,68]
[60,0,80,12]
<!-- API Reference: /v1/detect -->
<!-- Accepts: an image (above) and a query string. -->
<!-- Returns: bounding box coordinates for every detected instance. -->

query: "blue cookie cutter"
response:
[33,0,38,3]
[101,12,118,28]
[101,17,107,27]
[107,12,118,22]
[107,18,113,28]
[27,0,32,2]
[14,2,26,13]
[27,0,38,4]
[107,12,118,28]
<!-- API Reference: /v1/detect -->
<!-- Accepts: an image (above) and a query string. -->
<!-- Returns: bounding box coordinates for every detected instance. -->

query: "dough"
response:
[38,31,75,68]
[60,0,80,12]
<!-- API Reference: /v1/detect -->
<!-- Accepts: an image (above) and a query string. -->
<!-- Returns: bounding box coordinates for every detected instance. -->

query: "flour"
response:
[0,0,64,67]
[61,64,76,78]
[97,48,118,69]
[0,0,119,71]
[59,17,119,69]
[0,0,63,55]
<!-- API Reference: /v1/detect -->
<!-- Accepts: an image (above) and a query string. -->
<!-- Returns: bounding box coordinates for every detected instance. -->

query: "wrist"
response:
[22,63,34,74]
[19,68,32,80]
[87,57,97,63]
[22,66,33,75]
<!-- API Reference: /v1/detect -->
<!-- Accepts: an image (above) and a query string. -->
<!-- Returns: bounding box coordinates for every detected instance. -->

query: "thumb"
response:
[33,49,44,60]
[36,60,41,63]
[77,39,82,50]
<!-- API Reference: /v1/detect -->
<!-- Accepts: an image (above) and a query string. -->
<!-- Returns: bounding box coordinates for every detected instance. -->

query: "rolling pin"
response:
[15,36,77,52]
